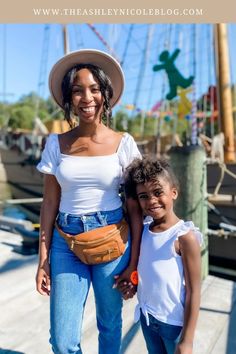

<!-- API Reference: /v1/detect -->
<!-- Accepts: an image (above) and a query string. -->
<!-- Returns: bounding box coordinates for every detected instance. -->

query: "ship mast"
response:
[215,23,235,162]
[62,25,70,55]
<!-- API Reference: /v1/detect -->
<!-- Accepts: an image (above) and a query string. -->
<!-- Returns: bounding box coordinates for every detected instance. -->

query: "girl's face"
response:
[71,68,104,124]
[136,177,178,221]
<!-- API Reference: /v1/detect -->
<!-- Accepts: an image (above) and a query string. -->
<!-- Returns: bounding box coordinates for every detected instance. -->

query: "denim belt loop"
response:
[97,211,107,226]
[80,215,89,232]
[62,213,68,226]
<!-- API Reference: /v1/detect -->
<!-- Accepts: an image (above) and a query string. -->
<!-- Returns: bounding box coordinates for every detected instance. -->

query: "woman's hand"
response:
[36,259,51,296]
[175,341,193,354]
[114,265,137,299]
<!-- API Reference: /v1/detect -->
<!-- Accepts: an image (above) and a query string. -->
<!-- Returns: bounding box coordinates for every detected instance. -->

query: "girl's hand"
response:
[175,341,193,354]
[114,277,137,300]
[36,260,51,296]
[122,285,137,300]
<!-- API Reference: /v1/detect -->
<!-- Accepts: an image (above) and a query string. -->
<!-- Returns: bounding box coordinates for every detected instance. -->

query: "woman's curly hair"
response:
[61,63,113,129]
[124,156,179,199]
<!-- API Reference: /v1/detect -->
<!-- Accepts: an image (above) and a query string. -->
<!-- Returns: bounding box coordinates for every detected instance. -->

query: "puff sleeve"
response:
[118,133,141,174]
[176,221,203,246]
[36,134,60,175]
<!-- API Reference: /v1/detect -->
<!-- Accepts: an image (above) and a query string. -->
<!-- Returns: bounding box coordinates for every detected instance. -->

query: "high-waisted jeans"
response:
[50,207,130,354]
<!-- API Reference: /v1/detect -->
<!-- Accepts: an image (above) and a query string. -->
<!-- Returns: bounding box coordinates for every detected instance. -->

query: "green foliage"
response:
[0,95,200,142]
[0,103,7,127]
[8,105,35,130]
[45,96,64,120]
[143,116,157,136]
[128,114,142,136]
[0,92,64,130]
[113,105,200,147]
[113,110,129,131]
[113,109,188,139]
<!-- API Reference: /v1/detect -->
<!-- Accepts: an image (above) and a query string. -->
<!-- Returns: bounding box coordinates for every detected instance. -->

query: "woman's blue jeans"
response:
[140,312,182,354]
[50,207,130,354]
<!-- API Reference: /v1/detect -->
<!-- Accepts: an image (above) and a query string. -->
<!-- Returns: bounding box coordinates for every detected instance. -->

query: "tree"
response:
[113,110,129,131]
[8,105,35,130]
[0,92,66,130]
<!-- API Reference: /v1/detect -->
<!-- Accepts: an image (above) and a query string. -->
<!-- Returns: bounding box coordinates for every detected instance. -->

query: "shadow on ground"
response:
[121,321,140,353]
[0,254,37,274]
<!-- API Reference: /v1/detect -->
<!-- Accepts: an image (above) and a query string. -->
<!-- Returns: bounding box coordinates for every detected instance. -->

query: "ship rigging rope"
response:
[132,24,155,119]
[120,24,133,66]
[209,160,236,197]
[155,25,171,155]
[86,24,119,62]
[172,24,182,146]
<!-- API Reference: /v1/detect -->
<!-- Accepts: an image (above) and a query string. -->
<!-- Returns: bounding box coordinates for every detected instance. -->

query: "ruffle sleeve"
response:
[176,221,203,246]
[36,134,60,175]
[117,133,141,174]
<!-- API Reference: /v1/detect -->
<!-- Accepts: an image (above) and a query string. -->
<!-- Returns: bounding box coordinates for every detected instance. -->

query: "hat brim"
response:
[49,49,124,109]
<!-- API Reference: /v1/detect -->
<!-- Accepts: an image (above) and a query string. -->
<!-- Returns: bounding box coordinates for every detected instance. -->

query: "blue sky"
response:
[1,24,236,113]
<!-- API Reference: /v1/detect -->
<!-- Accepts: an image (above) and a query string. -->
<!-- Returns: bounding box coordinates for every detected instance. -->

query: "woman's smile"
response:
[80,106,96,113]
[79,105,97,118]
[72,68,103,122]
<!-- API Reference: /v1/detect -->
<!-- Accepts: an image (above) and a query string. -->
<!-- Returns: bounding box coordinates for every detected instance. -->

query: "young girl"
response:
[123,156,202,354]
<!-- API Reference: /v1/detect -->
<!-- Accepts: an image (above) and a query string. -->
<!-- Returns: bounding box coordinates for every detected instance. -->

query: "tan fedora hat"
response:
[49,49,124,109]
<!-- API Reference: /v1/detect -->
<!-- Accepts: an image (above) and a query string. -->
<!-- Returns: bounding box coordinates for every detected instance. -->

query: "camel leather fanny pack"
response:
[55,219,129,265]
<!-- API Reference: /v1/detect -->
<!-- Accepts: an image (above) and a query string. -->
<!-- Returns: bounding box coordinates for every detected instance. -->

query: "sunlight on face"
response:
[136,178,178,220]
[71,69,104,123]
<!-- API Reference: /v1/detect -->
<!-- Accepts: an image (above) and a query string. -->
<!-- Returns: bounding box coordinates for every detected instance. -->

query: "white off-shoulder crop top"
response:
[37,133,141,215]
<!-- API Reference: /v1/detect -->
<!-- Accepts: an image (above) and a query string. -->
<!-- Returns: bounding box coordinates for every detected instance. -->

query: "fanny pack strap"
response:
[55,222,73,241]
[55,219,125,242]
[55,222,78,251]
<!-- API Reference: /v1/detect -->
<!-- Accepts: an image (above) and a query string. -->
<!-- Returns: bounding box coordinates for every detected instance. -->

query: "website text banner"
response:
[0,0,236,23]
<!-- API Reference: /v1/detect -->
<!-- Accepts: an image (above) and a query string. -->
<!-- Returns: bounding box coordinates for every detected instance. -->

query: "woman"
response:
[36,49,143,354]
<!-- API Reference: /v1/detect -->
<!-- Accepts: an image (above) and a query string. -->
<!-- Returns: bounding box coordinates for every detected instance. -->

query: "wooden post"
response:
[215,24,235,162]
[169,146,208,280]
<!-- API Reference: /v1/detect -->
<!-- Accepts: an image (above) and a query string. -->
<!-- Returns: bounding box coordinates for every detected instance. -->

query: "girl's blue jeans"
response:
[140,312,182,354]
[50,207,130,354]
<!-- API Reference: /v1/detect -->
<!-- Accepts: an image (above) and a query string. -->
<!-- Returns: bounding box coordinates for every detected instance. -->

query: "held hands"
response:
[36,259,51,296]
[113,266,138,300]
